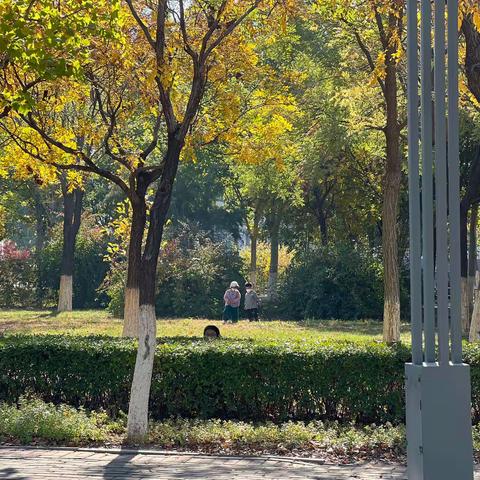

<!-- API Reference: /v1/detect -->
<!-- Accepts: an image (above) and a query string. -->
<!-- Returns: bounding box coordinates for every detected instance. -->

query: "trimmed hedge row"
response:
[2,335,480,424]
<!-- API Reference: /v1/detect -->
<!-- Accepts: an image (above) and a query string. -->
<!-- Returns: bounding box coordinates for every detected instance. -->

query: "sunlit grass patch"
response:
[0,309,412,343]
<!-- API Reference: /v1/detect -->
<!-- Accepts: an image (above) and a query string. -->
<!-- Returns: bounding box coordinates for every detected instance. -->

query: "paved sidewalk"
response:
[0,447,474,479]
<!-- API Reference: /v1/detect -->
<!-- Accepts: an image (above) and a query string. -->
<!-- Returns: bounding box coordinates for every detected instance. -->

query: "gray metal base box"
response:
[405,362,474,480]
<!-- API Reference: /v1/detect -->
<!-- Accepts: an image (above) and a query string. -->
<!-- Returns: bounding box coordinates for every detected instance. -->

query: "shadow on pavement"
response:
[0,468,27,480]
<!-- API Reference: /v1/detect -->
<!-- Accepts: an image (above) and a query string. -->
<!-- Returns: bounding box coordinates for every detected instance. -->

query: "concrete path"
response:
[0,447,473,479]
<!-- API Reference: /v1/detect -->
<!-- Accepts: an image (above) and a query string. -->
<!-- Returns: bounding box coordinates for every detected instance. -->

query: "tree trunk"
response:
[32,185,49,306]
[125,302,156,441]
[319,214,328,246]
[122,201,147,337]
[312,186,330,246]
[127,134,182,442]
[57,183,83,312]
[267,215,280,299]
[250,233,257,286]
[463,16,480,104]
[382,47,401,344]
[468,205,478,312]
[461,200,470,333]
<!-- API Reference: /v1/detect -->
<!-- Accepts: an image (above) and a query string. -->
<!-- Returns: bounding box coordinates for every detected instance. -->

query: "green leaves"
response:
[0,0,122,114]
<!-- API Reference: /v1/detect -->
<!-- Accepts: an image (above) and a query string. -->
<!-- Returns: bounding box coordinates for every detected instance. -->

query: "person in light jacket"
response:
[244,282,260,321]
[223,281,241,323]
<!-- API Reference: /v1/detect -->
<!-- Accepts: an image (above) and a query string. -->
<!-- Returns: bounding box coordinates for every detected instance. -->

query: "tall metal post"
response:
[405,0,474,478]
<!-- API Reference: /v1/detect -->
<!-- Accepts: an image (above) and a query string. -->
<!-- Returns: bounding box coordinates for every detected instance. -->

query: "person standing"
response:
[244,282,260,321]
[223,281,241,323]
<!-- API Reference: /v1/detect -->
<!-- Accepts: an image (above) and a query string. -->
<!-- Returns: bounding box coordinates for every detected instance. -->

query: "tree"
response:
[0,174,64,304]
[1,0,122,310]
[225,156,301,292]
[314,0,405,342]
[1,126,88,311]
[222,91,301,289]
[1,0,291,440]
[460,9,480,337]
[57,177,84,311]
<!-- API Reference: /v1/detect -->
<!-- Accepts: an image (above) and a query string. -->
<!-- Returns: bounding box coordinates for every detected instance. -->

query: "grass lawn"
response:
[0,309,412,343]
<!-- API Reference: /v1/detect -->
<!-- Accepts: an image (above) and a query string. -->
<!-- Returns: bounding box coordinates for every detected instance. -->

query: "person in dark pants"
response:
[223,281,241,323]
[244,282,260,321]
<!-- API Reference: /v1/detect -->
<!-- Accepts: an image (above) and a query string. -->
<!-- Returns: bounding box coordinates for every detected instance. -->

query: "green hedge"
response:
[1,335,480,424]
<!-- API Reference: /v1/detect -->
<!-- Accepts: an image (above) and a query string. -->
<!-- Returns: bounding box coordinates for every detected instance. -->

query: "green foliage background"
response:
[279,244,384,320]
[38,221,109,309]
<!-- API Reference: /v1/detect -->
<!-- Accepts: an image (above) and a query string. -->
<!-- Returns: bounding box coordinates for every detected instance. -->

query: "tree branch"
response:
[352,29,386,96]
[125,0,156,49]
[20,113,131,196]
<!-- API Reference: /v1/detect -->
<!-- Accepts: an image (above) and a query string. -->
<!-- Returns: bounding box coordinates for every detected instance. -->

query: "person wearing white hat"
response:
[223,281,241,323]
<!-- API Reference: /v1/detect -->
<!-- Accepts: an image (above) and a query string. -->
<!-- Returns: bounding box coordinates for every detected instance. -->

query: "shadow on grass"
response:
[37,310,61,319]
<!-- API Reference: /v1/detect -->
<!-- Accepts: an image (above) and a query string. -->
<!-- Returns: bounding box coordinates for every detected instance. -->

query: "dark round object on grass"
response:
[204,325,220,339]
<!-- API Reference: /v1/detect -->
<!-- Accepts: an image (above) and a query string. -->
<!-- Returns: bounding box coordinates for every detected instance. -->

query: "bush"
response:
[4,336,480,425]
[0,241,37,307]
[155,230,245,318]
[279,244,384,320]
[38,218,109,309]
[105,227,245,318]
[0,397,407,457]
[0,396,120,444]
[0,335,410,424]
[148,417,406,456]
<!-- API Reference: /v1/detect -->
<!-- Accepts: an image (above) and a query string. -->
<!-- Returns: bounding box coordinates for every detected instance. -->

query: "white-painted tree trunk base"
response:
[123,287,140,338]
[127,304,157,442]
[461,278,470,334]
[469,288,480,342]
[383,299,400,343]
[57,275,73,312]
[249,271,257,286]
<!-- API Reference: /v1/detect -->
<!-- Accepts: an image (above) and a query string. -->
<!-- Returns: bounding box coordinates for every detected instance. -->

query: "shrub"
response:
[0,397,408,456]
[0,396,120,444]
[148,417,406,456]
[104,227,245,318]
[4,336,480,425]
[279,244,384,320]
[155,231,245,318]
[0,241,37,307]
[0,335,409,424]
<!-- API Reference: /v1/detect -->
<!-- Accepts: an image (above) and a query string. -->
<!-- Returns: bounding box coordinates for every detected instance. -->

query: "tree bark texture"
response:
[382,41,401,344]
[267,213,281,299]
[311,185,332,246]
[122,201,147,337]
[468,205,478,314]
[469,272,480,342]
[57,182,83,312]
